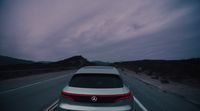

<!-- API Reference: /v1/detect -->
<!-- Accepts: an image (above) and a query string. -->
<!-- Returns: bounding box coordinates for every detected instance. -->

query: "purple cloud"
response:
[0,0,200,61]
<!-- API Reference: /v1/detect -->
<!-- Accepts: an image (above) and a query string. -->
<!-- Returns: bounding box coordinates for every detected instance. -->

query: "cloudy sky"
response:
[0,0,200,62]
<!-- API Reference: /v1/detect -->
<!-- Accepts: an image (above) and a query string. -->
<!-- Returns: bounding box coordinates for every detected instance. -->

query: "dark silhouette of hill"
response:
[0,55,93,80]
[0,55,34,65]
[114,58,200,86]
[54,55,92,66]
[1,54,199,85]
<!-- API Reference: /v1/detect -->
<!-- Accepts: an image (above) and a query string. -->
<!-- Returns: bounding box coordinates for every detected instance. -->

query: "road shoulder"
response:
[122,68,200,106]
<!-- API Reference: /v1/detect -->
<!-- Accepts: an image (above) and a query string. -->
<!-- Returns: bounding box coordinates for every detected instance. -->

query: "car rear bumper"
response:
[58,103,132,111]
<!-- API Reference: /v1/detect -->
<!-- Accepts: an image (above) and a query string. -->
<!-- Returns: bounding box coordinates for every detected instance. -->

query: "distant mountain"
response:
[0,55,93,80]
[54,55,93,66]
[0,55,92,67]
[0,55,34,65]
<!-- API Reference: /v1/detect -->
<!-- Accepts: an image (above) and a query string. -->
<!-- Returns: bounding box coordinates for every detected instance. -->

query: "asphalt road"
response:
[0,69,199,111]
[0,70,75,111]
[120,69,200,111]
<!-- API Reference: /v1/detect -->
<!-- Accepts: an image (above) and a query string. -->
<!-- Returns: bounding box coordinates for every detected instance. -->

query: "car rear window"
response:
[69,74,123,88]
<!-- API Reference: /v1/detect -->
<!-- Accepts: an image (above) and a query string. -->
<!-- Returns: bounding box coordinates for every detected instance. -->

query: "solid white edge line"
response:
[0,74,70,94]
[134,96,148,111]
[44,99,59,111]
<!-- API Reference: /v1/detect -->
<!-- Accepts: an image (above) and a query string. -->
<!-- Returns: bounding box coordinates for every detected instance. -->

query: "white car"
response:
[58,66,134,111]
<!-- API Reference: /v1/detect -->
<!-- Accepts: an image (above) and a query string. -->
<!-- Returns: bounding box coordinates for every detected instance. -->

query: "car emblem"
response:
[91,96,98,102]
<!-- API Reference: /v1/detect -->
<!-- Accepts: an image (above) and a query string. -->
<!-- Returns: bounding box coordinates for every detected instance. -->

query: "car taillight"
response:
[60,91,133,103]
[61,91,74,100]
[113,91,133,103]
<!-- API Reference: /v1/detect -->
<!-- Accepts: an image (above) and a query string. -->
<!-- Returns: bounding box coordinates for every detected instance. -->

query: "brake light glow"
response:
[61,91,74,100]
[113,91,133,103]
[60,91,133,103]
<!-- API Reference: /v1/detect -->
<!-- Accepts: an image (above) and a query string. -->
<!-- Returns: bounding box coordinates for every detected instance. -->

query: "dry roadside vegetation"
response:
[114,58,200,87]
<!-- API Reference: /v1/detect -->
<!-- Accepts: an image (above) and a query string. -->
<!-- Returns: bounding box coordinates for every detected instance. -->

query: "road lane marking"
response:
[134,96,148,111]
[0,74,71,94]
[0,81,42,94]
[119,69,148,111]
[44,99,59,111]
